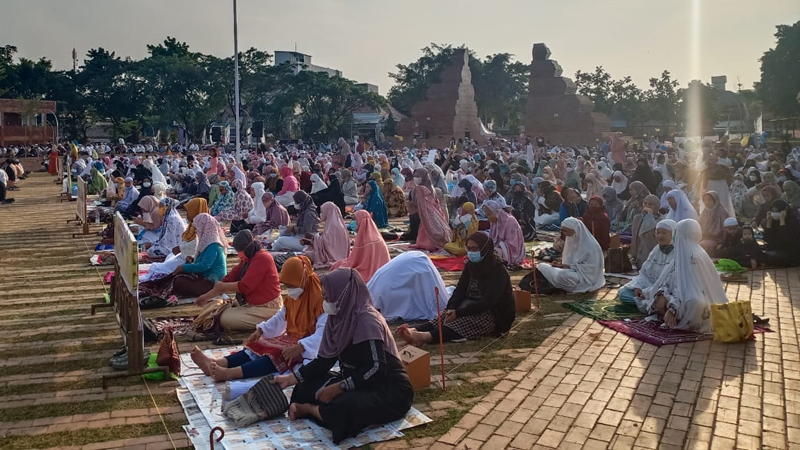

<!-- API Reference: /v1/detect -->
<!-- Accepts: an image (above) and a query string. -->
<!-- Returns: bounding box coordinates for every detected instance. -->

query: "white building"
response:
[274,51,342,77]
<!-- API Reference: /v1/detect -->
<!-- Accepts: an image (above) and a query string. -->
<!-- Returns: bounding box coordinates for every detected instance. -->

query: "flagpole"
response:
[233,0,241,163]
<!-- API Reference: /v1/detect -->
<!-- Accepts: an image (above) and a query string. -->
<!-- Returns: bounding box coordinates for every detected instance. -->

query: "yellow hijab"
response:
[182,198,210,242]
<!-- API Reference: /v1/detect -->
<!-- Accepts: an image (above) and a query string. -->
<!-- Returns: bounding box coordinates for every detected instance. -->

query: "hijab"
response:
[182,198,210,241]
[465,231,498,278]
[611,171,628,194]
[665,189,699,222]
[331,209,391,282]
[193,213,228,255]
[560,217,606,292]
[259,192,290,230]
[602,186,624,224]
[293,190,318,232]
[232,230,263,303]
[782,180,800,211]
[318,268,399,359]
[210,181,234,216]
[622,181,650,217]
[248,182,266,222]
[279,256,324,338]
[314,202,351,265]
[483,199,526,265]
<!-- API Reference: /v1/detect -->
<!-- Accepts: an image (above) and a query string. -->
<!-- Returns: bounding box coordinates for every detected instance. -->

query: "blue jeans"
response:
[225,351,278,378]
[618,286,637,305]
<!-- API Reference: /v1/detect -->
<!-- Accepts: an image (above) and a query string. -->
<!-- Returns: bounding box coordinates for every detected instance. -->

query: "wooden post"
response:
[434,287,446,390]
[530,250,541,311]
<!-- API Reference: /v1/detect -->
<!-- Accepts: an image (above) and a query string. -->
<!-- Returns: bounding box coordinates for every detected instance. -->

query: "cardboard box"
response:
[399,345,430,390]
[609,233,621,250]
[513,287,531,312]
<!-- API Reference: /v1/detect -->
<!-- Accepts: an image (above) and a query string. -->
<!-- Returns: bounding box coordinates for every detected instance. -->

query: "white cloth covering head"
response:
[611,171,628,194]
[144,158,168,186]
[665,189,699,222]
[247,182,266,223]
[310,173,327,193]
[556,217,606,292]
[366,251,447,321]
[656,218,677,233]
[723,217,738,227]
[643,219,729,328]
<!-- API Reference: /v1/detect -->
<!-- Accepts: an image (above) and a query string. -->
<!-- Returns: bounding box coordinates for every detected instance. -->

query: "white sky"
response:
[1,0,798,94]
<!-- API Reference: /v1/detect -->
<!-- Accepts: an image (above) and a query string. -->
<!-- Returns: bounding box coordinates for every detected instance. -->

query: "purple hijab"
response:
[318,268,399,359]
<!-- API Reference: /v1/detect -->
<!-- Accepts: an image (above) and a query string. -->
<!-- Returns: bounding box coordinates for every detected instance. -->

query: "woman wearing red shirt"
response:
[196,230,283,332]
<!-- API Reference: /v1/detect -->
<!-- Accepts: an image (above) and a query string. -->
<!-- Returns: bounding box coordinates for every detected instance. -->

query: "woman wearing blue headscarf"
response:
[210,181,234,216]
[364,179,389,228]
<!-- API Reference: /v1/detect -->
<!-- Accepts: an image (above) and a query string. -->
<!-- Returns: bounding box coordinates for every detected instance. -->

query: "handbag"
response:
[604,246,633,273]
[711,301,754,342]
[156,327,181,376]
[223,376,289,426]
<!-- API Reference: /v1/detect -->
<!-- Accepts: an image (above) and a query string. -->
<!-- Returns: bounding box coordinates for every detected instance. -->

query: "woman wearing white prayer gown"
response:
[537,218,606,293]
[618,219,676,305]
[309,173,327,194]
[640,219,728,333]
[245,182,266,225]
[665,189,699,222]
[366,251,448,321]
[144,158,168,187]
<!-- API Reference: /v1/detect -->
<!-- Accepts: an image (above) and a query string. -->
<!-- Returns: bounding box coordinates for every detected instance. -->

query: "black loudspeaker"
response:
[211,126,222,143]
[252,121,263,139]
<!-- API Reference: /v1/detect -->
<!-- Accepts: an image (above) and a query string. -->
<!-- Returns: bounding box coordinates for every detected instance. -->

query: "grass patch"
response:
[0,375,141,397]
[0,357,109,378]
[401,408,467,441]
[0,420,185,450]
[0,393,178,422]
[412,382,495,406]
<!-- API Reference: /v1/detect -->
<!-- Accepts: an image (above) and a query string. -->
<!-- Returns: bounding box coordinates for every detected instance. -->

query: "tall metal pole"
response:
[233,0,241,163]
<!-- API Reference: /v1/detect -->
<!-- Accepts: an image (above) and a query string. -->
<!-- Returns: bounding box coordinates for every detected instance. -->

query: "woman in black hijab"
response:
[312,171,346,215]
[631,157,658,194]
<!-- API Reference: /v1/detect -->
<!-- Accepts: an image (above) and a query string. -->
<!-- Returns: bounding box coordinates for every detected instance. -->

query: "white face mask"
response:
[322,300,338,316]
[143,182,151,187]
[286,287,304,299]
[771,212,782,220]
[750,175,758,181]
[413,177,422,185]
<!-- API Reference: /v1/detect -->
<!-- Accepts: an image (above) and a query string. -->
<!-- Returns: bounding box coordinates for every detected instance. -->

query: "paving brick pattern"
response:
[429,269,800,450]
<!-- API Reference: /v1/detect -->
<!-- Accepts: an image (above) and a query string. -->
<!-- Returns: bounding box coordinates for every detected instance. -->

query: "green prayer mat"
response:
[715,258,747,274]
[562,300,646,321]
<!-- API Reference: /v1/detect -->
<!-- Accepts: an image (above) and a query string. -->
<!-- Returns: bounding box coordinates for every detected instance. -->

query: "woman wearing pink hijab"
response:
[275,165,299,207]
[309,202,350,267]
[483,199,526,265]
[332,210,390,282]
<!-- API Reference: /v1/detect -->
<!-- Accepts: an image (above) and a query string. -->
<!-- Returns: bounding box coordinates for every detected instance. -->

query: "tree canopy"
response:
[758,21,800,117]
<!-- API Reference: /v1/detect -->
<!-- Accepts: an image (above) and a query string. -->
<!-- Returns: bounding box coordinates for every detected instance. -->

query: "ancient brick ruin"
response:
[524,43,610,146]
[396,48,483,148]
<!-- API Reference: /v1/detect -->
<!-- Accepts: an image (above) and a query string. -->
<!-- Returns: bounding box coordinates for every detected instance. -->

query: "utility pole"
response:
[233,0,241,162]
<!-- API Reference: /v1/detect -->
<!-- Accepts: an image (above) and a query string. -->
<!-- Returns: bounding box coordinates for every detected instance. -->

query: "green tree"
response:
[678,81,720,135]
[388,43,456,115]
[471,53,529,132]
[78,48,149,137]
[574,66,614,114]
[610,76,645,134]
[139,38,226,142]
[758,21,800,117]
[645,70,680,133]
[287,70,385,139]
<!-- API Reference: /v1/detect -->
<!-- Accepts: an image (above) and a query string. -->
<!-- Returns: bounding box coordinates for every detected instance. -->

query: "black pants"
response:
[400,213,420,241]
[0,181,6,202]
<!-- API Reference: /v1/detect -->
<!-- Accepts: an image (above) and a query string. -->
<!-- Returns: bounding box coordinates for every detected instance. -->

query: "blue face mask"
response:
[467,251,484,263]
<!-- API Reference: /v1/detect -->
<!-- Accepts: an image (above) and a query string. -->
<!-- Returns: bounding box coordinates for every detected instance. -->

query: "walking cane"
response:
[435,287,446,390]
[530,249,541,311]
[209,427,224,450]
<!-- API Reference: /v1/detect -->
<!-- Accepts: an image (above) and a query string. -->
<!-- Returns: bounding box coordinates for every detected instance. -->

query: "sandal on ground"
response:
[213,336,243,346]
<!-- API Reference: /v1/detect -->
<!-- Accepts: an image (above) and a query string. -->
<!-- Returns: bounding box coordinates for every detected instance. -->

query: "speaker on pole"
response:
[252,121,263,139]
[211,126,222,143]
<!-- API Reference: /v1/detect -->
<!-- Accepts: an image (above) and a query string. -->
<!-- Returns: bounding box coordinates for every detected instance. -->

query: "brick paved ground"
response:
[430,269,800,450]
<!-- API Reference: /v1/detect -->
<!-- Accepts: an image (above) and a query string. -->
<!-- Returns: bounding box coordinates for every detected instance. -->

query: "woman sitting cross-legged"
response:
[270,268,413,444]
[534,217,606,294]
[138,213,228,300]
[272,191,319,252]
[191,255,326,381]
[398,232,515,345]
[195,230,284,332]
[639,219,728,332]
[618,219,676,306]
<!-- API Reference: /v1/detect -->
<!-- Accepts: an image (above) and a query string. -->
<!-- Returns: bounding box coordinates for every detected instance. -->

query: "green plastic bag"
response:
[715,258,747,274]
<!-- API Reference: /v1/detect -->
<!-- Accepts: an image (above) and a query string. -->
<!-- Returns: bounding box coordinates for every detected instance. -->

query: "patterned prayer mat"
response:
[598,319,770,347]
[562,300,645,321]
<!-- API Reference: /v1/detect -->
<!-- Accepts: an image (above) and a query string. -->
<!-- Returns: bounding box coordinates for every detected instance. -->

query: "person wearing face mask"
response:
[398,232,515,346]
[194,230,283,332]
[270,268,413,445]
[618,219,676,305]
[191,256,326,382]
